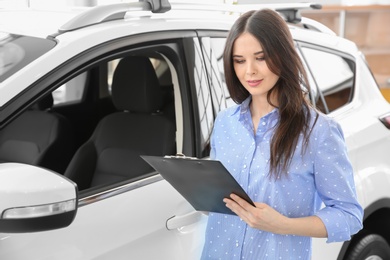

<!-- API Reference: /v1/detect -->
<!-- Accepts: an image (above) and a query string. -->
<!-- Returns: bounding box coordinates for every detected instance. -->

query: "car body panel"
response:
[0,175,206,260]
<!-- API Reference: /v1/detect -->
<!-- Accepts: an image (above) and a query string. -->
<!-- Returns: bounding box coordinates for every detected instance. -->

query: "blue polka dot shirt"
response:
[201,97,363,260]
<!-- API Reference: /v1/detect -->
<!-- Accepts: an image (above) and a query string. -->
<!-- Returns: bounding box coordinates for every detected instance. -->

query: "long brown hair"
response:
[223,9,317,179]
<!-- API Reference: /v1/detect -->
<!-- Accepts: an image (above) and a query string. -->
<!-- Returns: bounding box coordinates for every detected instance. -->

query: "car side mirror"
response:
[0,163,78,233]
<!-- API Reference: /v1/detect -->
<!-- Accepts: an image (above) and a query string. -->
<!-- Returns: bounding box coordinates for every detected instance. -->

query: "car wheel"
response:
[345,232,390,260]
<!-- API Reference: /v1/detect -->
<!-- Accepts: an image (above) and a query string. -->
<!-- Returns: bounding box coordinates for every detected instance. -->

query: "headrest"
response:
[111,56,163,113]
[31,93,54,110]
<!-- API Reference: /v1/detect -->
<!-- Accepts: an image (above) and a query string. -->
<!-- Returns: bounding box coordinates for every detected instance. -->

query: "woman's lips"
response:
[247,79,262,87]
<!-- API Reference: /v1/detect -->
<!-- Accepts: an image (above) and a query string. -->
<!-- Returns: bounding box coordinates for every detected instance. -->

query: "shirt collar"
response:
[240,96,252,115]
[230,96,279,119]
[228,96,251,117]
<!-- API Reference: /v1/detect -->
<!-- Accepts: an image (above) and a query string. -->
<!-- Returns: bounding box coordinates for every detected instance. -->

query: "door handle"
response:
[166,211,203,230]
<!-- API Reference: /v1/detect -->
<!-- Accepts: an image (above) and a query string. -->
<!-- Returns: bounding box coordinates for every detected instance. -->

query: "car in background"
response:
[1,1,390,259]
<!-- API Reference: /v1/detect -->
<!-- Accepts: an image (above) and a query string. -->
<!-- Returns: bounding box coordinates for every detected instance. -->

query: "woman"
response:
[201,9,363,259]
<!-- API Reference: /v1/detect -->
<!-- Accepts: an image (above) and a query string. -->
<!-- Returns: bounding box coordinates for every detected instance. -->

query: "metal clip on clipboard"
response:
[164,153,198,159]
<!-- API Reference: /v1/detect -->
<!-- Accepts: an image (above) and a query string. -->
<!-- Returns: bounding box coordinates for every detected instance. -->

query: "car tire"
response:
[345,232,390,260]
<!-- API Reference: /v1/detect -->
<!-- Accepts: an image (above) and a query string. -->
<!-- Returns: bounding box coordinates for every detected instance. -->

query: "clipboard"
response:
[141,155,254,215]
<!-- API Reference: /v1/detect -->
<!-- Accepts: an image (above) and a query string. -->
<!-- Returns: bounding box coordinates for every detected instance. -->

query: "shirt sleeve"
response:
[313,116,363,243]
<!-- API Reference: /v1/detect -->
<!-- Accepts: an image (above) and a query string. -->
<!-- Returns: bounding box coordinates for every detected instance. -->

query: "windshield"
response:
[0,32,56,83]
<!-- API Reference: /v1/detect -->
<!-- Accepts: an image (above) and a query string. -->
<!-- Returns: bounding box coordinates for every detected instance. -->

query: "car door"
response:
[0,32,208,260]
[298,42,390,260]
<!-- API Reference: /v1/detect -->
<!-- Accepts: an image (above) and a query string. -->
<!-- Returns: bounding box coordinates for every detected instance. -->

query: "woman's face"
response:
[232,32,279,100]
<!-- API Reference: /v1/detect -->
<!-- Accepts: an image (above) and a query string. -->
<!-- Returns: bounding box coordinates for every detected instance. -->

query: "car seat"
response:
[64,56,176,190]
[0,93,74,174]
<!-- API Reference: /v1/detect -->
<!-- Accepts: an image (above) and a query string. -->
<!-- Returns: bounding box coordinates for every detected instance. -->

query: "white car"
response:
[1,1,390,259]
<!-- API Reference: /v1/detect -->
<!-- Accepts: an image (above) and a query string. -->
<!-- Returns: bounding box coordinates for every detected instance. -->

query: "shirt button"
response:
[243,164,247,169]
[262,122,266,126]
[236,241,239,247]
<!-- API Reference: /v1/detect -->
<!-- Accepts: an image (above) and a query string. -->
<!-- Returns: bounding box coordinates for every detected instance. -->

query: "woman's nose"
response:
[246,62,257,75]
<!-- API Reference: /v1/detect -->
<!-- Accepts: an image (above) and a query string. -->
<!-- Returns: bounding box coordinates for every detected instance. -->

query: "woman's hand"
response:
[223,193,287,234]
[223,193,328,238]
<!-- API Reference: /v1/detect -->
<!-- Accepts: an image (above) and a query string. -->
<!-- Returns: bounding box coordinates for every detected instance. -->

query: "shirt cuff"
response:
[315,207,357,243]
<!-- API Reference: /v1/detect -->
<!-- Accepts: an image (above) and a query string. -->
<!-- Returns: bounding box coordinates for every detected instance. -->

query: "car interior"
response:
[63,55,176,190]
[0,92,74,174]
[0,52,177,191]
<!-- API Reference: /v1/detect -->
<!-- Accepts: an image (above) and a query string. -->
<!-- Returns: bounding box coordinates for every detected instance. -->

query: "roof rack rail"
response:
[169,2,321,24]
[59,0,171,33]
[300,17,336,35]
[59,1,327,35]
[170,2,333,34]
[169,2,332,33]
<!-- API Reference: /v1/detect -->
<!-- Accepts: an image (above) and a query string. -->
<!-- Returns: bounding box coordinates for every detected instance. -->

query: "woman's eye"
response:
[256,57,265,61]
[233,59,245,64]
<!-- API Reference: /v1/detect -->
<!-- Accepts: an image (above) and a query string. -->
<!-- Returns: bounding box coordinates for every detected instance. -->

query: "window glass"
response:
[58,52,177,191]
[53,72,86,105]
[301,47,355,113]
[0,33,56,83]
[296,45,320,108]
[201,37,234,114]
[192,38,214,155]
[201,37,235,114]
[54,57,167,106]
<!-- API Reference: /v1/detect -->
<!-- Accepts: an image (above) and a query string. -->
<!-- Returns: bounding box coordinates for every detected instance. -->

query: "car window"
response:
[0,40,187,193]
[0,27,211,205]
[53,73,87,105]
[0,32,56,83]
[301,47,355,113]
[200,37,235,115]
[69,52,178,192]
[191,37,214,157]
[51,54,168,107]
